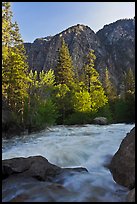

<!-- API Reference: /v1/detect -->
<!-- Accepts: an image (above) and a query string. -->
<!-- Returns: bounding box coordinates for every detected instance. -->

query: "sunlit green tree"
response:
[83,50,108,112]
[2,2,29,123]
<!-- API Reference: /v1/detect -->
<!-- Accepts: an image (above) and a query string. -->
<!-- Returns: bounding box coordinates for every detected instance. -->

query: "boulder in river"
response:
[2,155,88,202]
[2,155,62,181]
[109,127,135,190]
[93,117,108,125]
[2,155,88,181]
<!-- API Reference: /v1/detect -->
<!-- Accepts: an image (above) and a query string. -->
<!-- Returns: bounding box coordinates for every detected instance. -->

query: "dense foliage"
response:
[2,3,135,136]
[2,2,29,124]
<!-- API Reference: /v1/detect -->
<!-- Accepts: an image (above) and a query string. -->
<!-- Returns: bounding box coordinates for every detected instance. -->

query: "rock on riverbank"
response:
[109,127,135,202]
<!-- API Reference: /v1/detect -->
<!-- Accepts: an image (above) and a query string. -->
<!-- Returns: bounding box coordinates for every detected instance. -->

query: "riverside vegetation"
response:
[2,2,135,136]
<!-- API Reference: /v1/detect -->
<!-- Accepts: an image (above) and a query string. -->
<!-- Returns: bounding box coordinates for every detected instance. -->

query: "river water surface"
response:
[2,123,134,202]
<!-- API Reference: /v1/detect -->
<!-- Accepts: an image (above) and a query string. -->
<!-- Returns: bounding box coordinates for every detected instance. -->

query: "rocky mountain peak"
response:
[97,19,135,44]
[57,24,94,39]
[24,18,135,90]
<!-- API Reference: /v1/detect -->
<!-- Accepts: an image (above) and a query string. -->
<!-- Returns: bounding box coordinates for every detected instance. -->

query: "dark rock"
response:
[2,155,88,181]
[64,167,88,173]
[2,155,89,202]
[109,127,135,189]
[127,188,135,202]
[93,117,108,125]
[2,155,62,181]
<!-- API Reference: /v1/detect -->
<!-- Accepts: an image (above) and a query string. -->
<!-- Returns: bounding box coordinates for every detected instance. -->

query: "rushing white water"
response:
[2,123,134,202]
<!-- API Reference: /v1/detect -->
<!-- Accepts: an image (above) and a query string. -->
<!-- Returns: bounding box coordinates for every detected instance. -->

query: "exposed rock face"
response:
[24,24,108,78]
[93,117,108,125]
[24,19,135,89]
[109,127,135,190]
[96,19,135,88]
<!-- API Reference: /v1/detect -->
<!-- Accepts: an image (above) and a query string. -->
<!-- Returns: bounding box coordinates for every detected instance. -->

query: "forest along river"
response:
[2,123,134,202]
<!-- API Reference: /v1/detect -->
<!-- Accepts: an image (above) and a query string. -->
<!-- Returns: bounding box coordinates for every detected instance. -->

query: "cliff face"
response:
[24,18,135,89]
[96,19,135,86]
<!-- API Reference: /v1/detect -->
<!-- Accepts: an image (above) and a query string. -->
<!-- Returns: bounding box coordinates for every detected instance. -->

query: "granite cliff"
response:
[24,18,135,90]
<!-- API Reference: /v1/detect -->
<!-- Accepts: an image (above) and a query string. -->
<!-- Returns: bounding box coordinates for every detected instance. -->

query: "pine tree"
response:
[123,68,135,97]
[83,49,96,93]
[2,2,13,97]
[55,38,74,88]
[103,68,117,101]
[2,2,29,123]
[83,50,108,112]
[123,68,135,122]
[2,2,13,47]
[54,83,71,124]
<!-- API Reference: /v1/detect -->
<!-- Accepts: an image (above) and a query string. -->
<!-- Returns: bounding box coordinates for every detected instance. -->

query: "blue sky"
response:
[11,2,135,43]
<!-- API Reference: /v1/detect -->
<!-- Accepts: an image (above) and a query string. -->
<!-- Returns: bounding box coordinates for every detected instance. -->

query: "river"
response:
[2,123,134,202]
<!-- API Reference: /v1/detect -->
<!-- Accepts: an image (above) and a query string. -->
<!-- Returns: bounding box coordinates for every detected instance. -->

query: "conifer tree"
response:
[83,50,108,112]
[123,68,135,97]
[2,2,13,96]
[2,2,12,47]
[2,2,29,122]
[103,68,117,101]
[54,83,70,123]
[83,49,96,93]
[55,38,74,88]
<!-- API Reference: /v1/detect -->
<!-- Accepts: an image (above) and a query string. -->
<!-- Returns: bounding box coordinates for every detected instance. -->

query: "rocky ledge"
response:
[2,155,88,202]
[2,155,88,181]
[109,127,135,202]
